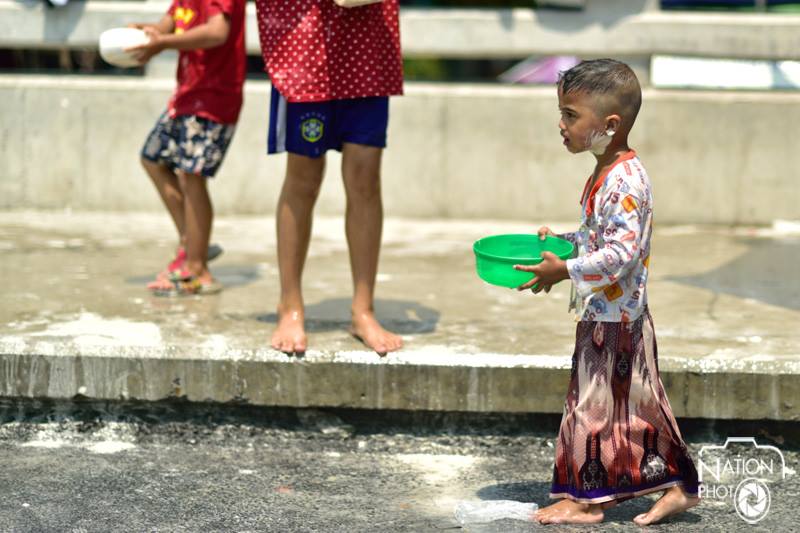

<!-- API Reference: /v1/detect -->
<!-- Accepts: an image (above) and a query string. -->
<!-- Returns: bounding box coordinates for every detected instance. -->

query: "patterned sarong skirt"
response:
[550,308,699,503]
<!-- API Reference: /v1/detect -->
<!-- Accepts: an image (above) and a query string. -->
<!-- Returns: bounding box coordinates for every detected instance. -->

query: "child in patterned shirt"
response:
[513,59,700,526]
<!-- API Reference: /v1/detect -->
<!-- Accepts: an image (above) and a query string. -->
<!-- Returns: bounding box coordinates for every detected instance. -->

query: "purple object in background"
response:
[498,56,580,84]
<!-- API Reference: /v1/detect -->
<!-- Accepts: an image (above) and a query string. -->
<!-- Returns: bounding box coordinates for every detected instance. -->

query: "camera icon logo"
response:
[698,437,788,525]
[734,478,771,524]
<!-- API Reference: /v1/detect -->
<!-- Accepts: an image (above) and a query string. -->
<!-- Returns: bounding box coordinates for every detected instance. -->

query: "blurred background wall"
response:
[1,0,799,224]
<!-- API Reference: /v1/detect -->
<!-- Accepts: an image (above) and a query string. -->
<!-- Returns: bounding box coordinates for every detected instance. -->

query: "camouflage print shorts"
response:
[141,112,236,178]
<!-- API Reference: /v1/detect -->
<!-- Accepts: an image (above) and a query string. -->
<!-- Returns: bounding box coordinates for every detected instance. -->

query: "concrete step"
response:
[2,211,799,421]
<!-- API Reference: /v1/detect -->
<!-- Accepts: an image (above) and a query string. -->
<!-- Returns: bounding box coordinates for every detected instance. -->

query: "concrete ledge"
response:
[1,341,798,420]
[2,76,800,224]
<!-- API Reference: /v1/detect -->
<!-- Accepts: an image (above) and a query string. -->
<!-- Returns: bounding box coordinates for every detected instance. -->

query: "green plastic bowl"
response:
[473,234,575,288]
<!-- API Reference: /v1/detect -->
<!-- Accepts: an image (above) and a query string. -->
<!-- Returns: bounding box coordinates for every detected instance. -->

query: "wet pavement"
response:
[2,211,799,365]
[1,211,800,420]
[0,402,797,532]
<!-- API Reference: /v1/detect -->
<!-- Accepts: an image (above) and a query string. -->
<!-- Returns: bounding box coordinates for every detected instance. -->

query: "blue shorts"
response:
[141,112,236,178]
[267,86,389,158]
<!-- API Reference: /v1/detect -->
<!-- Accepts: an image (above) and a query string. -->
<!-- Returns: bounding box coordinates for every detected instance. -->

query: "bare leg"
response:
[176,170,213,283]
[533,499,605,525]
[341,143,402,356]
[141,158,186,247]
[633,485,699,526]
[272,153,326,354]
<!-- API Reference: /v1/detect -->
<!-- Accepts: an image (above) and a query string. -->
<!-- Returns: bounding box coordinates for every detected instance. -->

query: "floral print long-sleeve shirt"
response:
[559,150,653,323]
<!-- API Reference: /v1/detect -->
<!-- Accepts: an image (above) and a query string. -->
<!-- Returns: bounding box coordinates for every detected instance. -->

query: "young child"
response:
[513,59,700,526]
[128,0,246,295]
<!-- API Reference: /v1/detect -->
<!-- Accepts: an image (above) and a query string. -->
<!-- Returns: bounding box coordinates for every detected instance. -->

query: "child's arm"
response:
[537,226,580,248]
[515,182,645,295]
[513,252,569,293]
[565,187,645,299]
[556,231,578,247]
[128,14,175,36]
[127,13,232,64]
[511,226,575,293]
[537,226,579,247]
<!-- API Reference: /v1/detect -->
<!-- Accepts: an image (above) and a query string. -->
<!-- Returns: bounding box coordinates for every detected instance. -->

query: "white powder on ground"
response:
[21,439,67,449]
[86,441,136,454]
[29,312,162,347]
[17,422,137,454]
[394,454,484,516]
[395,454,478,485]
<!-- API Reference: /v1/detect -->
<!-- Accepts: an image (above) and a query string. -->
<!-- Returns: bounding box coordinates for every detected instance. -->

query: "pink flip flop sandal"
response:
[148,270,223,297]
[152,244,224,282]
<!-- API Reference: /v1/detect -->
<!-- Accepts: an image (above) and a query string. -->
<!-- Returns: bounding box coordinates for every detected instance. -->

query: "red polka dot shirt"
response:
[256,0,404,103]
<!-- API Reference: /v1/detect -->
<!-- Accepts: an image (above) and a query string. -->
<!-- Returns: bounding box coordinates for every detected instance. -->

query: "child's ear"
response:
[605,114,622,134]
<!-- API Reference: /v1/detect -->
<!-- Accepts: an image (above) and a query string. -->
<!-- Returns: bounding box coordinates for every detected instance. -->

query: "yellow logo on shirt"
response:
[603,283,624,301]
[301,118,324,143]
[622,195,638,213]
[173,7,195,34]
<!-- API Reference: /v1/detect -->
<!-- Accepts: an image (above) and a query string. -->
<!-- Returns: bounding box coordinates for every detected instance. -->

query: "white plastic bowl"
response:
[99,27,150,68]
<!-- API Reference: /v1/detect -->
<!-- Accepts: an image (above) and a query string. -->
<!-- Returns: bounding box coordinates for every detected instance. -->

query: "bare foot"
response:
[601,499,619,510]
[534,499,604,525]
[146,268,217,294]
[633,485,699,526]
[271,308,307,355]
[350,310,403,356]
[147,277,172,291]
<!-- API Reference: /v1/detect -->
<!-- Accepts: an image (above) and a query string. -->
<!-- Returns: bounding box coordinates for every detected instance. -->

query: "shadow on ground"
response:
[126,264,262,289]
[476,481,701,527]
[257,297,440,335]
[477,480,550,503]
[667,237,800,311]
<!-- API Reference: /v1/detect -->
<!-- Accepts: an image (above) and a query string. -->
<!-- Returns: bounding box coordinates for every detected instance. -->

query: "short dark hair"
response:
[558,59,642,125]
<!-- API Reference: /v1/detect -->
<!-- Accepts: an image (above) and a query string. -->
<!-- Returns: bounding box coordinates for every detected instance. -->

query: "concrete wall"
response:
[2,75,799,224]
[6,1,800,61]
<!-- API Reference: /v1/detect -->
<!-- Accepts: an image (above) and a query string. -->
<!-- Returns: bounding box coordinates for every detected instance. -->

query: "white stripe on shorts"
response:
[276,90,287,153]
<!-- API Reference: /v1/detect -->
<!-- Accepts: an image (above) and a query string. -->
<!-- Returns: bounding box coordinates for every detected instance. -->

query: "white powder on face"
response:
[588,129,613,155]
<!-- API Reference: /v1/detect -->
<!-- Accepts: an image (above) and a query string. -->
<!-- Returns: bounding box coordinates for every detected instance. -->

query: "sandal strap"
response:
[176,277,202,294]
[168,269,193,282]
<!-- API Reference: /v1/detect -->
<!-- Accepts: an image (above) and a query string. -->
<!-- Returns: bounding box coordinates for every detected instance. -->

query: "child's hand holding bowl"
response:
[514,251,569,293]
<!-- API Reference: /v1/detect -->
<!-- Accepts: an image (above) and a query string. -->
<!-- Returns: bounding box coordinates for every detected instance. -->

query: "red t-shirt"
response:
[256,0,404,103]
[167,0,246,124]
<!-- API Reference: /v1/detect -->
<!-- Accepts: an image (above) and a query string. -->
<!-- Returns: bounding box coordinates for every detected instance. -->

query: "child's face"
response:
[557,89,609,154]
